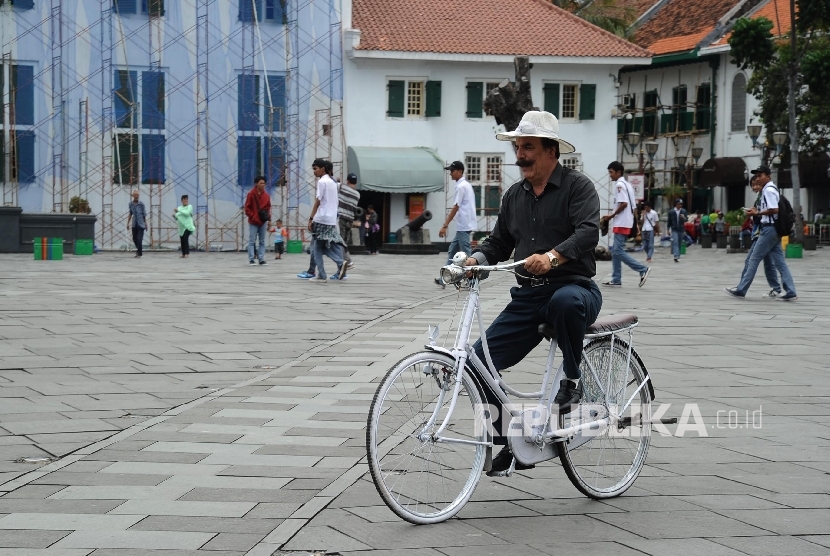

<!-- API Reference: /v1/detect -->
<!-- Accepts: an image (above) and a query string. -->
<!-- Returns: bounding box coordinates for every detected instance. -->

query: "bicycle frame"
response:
[422,264,649,449]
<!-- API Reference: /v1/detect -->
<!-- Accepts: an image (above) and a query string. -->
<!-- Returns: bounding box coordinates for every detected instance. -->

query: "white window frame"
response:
[560,153,583,172]
[464,152,503,216]
[561,83,580,121]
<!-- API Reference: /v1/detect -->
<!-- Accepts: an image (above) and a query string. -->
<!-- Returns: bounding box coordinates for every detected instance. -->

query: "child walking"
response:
[270,219,288,260]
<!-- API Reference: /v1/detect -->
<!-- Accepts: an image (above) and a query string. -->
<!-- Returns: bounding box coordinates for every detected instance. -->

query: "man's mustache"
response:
[515,159,533,167]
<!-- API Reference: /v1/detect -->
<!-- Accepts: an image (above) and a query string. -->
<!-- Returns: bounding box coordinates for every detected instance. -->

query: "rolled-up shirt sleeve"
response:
[553,176,599,261]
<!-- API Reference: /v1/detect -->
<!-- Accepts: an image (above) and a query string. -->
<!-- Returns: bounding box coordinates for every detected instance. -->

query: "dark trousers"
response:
[473,280,602,381]
[180,230,191,256]
[366,231,379,253]
[132,227,144,256]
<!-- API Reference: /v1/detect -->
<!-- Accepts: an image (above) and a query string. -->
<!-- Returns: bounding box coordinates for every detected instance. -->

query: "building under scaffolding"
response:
[0,0,343,250]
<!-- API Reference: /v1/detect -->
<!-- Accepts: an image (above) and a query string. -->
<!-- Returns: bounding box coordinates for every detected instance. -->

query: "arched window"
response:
[731,74,747,132]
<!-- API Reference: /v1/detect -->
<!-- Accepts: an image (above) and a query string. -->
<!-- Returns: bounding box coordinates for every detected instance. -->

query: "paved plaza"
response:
[1,243,829,556]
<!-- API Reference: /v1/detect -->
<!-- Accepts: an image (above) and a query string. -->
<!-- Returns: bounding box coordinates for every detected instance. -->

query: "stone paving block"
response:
[344,550,444,556]
[83,451,208,465]
[3,485,66,499]
[32,473,170,487]
[158,475,291,491]
[98,463,228,476]
[592,509,771,539]
[280,525,371,552]
[178,488,293,503]
[52,530,216,550]
[129,516,280,534]
[244,502,304,519]
[140,442,259,455]
[0,499,126,514]
[197,453,321,468]
[199,533,264,552]
[437,545,551,556]
[3,420,121,436]
[617,538,751,556]
[0,550,94,556]
[713,535,830,556]
[0,529,72,548]
[47,485,193,501]
[108,500,255,518]
[0,513,144,531]
[715,508,830,535]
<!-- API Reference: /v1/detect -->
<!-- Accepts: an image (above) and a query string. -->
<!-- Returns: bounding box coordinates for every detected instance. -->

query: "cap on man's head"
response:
[675,198,684,205]
[445,161,464,172]
[347,173,358,183]
[751,165,772,176]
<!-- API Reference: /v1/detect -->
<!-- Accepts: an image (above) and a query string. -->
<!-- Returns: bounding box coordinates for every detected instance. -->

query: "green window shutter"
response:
[643,114,656,137]
[473,185,482,215]
[543,83,560,117]
[617,119,624,135]
[660,113,675,134]
[695,84,711,131]
[633,116,643,133]
[485,186,501,213]
[579,84,596,120]
[680,112,694,132]
[466,82,483,118]
[387,80,404,117]
[425,80,441,117]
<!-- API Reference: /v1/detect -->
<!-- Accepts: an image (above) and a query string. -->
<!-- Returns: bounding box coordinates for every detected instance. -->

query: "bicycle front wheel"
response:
[366,352,486,524]
[558,337,651,499]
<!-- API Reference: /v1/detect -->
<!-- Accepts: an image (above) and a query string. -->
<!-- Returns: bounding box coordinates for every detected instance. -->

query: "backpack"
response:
[768,185,795,237]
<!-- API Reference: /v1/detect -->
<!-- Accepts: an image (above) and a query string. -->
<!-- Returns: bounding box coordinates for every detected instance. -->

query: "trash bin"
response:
[716,235,728,249]
[785,243,803,258]
[387,233,397,244]
[286,240,303,253]
[75,239,94,255]
[803,235,817,251]
[700,234,713,248]
[680,242,686,255]
[34,237,63,260]
[729,235,741,249]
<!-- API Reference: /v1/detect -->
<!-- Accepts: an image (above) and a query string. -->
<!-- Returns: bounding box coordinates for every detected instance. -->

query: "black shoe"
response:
[553,379,583,415]
[434,277,446,289]
[486,446,535,476]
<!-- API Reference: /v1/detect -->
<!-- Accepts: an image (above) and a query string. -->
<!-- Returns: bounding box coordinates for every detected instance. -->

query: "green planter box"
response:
[286,240,303,254]
[33,238,63,260]
[680,242,686,255]
[785,243,803,259]
[75,239,94,255]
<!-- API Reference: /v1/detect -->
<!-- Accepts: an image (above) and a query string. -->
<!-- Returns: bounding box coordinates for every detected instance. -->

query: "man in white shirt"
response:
[640,201,659,262]
[725,165,797,300]
[307,159,346,283]
[600,161,650,287]
[435,160,477,287]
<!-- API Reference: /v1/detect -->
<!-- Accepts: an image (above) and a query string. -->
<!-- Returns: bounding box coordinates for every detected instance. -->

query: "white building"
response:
[615,0,829,218]
[341,0,651,243]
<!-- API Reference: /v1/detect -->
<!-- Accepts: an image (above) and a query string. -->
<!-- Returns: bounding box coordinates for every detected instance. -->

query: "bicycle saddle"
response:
[537,314,638,340]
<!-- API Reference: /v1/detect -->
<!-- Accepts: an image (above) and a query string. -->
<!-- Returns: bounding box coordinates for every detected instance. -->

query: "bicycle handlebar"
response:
[463,259,527,272]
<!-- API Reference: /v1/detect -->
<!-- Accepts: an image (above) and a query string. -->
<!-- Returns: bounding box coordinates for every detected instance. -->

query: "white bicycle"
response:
[366,257,674,524]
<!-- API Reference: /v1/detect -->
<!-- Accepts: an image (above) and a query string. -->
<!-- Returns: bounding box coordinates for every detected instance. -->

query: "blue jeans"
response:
[611,232,648,284]
[312,238,344,280]
[248,223,267,262]
[641,229,654,259]
[671,229,683,259]
[740,239,781,293]
[735,227,796,296]
[446,230,472,265]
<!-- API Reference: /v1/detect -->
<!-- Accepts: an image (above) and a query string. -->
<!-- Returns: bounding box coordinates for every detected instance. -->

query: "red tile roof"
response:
[633,0,739,54]
[710,0,792,46]
[352,0,652,58]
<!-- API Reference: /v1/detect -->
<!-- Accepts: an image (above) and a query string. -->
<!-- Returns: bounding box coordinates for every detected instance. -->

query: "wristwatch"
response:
[545,251,560,268]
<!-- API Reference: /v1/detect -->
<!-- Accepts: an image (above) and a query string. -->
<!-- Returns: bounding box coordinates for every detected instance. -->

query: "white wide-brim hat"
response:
[495,110,576,154]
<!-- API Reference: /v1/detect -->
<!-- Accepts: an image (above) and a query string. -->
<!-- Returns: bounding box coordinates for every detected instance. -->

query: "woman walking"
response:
[365,205,379,255]
[174,194,196,258]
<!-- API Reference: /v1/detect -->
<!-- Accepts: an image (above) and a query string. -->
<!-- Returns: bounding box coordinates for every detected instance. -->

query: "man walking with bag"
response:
[600,161,650,287]
[640,201,658,262]
[667,198,687,262]
[725,165,797,300]
[127,189,147,258]
[245,175,271,266]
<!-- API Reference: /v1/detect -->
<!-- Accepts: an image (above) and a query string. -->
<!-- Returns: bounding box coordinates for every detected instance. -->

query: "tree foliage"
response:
[548,0,635,37]
[728,1,830,155]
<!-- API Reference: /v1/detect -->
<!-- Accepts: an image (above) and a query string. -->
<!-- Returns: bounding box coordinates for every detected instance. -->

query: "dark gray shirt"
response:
[129,200,147,230]
[473,163,599,283]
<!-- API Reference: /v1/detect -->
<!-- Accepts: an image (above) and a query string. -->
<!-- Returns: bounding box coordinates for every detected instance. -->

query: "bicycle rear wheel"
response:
[366,352,486,524]
[558,337,651,499]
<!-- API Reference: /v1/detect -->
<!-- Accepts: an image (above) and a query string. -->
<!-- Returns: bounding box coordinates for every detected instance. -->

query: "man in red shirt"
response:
[244,176,271,266]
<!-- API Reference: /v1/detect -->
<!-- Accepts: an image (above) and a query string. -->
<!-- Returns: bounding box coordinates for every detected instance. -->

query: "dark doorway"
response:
[358,190,389,244]
[727,186,745,212]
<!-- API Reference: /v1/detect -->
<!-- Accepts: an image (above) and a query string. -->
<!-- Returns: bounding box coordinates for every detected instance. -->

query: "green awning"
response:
[347,146,445,194]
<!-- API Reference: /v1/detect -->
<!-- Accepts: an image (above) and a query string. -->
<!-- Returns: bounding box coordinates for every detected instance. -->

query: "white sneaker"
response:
[762,290,782,299]
[307,276,328,283]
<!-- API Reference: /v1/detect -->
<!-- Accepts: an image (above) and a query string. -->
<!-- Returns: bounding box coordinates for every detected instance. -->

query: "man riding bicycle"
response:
[464,110,602,474]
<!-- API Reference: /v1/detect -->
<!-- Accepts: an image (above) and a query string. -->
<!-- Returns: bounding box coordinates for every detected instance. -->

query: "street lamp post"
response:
[627,132,643,172]
[645,141,658,200]
[675,155,692,208]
